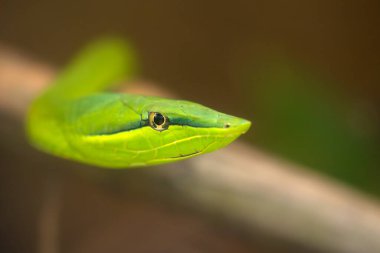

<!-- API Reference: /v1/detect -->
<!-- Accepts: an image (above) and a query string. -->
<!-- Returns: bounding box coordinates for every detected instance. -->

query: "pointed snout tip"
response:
[223,117,251,135]
[236,118,251,134]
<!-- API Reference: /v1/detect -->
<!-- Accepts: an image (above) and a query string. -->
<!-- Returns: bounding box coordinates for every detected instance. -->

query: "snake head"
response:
[68,94,251,168]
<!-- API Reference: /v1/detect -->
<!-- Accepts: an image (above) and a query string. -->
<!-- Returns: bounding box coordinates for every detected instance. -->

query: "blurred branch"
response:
[1,44,380,253]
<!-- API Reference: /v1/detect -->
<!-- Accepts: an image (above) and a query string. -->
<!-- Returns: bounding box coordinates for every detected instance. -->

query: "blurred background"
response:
[1,1,379,252]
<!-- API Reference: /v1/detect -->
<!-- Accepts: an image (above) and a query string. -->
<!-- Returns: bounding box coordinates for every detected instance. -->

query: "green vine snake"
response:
[26,39,251,168]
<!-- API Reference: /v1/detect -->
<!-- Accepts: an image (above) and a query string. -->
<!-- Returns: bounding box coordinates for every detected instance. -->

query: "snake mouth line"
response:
[170,150,201,159]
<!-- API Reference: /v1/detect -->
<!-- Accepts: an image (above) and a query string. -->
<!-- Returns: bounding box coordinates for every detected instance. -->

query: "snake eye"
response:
[149,112,169,131]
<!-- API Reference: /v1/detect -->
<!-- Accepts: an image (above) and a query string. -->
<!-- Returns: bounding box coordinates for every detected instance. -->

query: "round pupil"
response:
[154,113,165,126]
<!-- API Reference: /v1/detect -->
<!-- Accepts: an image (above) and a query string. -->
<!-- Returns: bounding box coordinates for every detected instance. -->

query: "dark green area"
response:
[244,59,380,196]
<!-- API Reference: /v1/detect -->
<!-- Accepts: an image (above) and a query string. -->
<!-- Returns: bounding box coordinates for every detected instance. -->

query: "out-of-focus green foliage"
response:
[243,59,380,196]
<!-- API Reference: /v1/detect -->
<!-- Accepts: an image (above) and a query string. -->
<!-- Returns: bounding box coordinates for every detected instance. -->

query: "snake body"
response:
[26,39,250,168]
